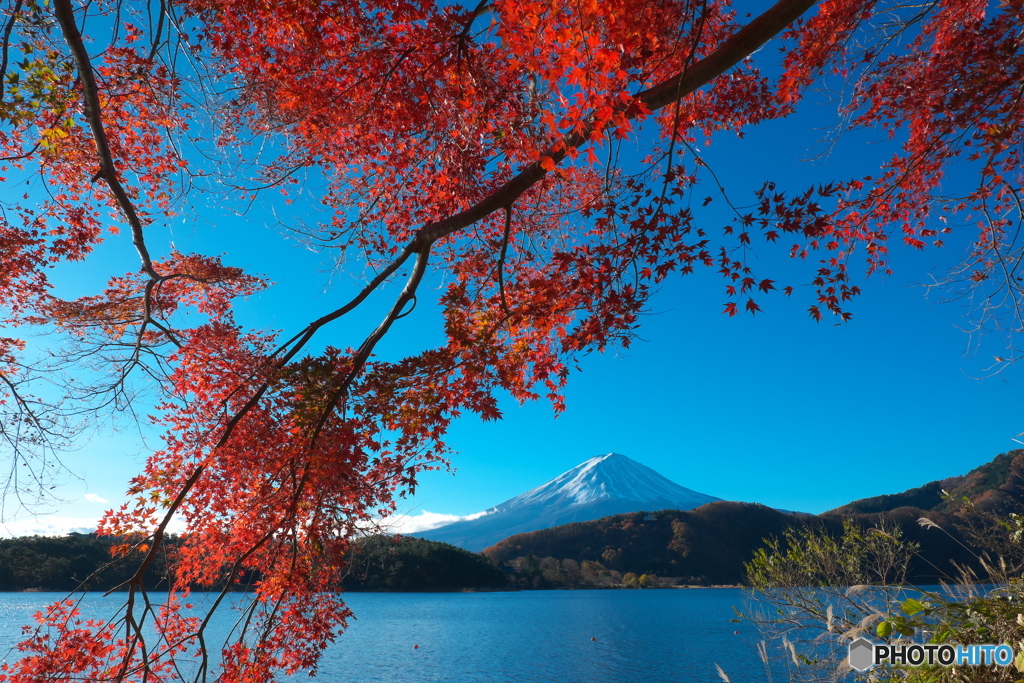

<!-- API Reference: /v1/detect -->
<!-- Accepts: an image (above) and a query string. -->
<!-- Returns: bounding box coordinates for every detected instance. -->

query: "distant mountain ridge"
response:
[414,453,721,551]
[826,449,1024,516]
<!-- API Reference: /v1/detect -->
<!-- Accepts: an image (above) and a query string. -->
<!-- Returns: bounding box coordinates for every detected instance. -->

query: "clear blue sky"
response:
[5,46,1021,537]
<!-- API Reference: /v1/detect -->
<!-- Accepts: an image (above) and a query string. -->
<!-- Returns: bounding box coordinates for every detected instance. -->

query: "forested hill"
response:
[827,449,1024,516]
[342,536,506,591]
[0,534,504,592]
[483,504,983,586]
[484,503,808,585]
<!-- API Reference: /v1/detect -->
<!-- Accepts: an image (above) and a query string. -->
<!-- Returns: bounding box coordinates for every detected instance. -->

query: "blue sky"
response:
[4,25,1022,537]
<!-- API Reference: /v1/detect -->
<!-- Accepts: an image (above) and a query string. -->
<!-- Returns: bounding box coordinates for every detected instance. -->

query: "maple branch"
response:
[118,244,424,596]
[416,0,819,245]
[190,525,279,680]
[212,241,420,451]
[308,244,433,447]
[148,0,168,61]
[270,243,419,364]
[347,245,431,386]
[497,204,512,313]
[53,0,159,280]
[0,372,65,515]
[0,141,40,162]
[458,0,494,40]
[0,0,23,102]
[110,461,204,599]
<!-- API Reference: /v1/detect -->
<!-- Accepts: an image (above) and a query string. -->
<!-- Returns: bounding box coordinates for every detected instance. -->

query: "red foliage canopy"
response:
[0,0,1021,679]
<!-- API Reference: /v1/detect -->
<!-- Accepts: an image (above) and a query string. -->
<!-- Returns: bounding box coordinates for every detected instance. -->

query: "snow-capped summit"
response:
[413,453,721,551]
[506,452,719,509]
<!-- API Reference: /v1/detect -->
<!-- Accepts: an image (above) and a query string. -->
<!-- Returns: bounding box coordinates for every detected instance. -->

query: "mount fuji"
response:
[413,453,722,551]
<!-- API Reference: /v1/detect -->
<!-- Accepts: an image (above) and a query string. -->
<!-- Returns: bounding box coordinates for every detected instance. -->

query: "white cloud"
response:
[0,516,100,538]
[379,509,490,535]
[0,508,477,539]
[0,513,187,538]
[84,493,109,504]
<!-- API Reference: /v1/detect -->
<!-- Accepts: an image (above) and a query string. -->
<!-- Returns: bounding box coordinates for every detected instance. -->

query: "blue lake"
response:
[0,589,795,682]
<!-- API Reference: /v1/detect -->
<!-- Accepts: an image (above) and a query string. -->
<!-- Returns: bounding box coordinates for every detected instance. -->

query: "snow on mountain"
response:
[412,453,721,552]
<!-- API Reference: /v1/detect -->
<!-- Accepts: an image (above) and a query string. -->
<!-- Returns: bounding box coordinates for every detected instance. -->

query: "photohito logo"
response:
[848,638,1015,671]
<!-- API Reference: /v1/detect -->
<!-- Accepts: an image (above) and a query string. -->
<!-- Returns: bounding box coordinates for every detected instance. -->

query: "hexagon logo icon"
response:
[849,638,876,671]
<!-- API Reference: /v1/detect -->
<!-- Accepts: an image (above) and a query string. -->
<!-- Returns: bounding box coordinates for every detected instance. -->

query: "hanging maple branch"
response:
[53,0,159,278]
[124,0,820,574]
[0,0,1022,680]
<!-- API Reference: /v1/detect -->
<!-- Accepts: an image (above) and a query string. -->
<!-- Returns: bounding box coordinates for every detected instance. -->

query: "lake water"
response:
[0,589,798,682]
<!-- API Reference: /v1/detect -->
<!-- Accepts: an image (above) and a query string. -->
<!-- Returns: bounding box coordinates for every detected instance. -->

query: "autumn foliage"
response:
[0,0,1022,679]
